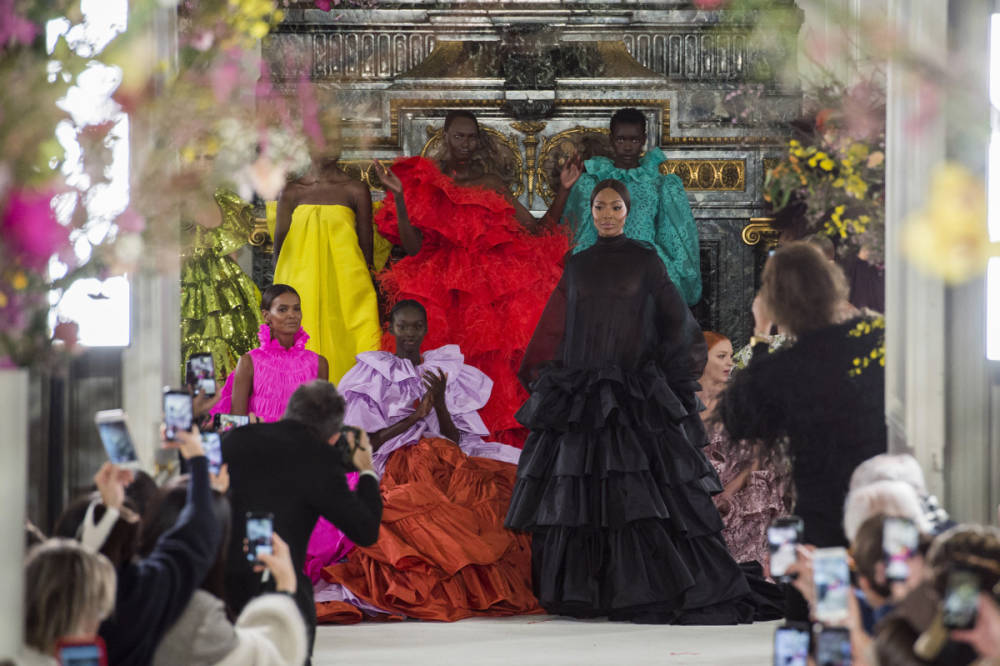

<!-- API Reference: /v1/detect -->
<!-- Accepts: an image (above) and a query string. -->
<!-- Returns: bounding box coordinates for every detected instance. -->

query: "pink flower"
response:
[0,0,38,49]
[693,0,725,8]
[315,0,333,10]
[1,189,69,270]
[209,49,243,104]
[115,207,146,233]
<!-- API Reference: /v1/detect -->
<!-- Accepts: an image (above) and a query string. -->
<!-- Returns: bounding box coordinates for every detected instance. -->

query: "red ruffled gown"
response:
[375,157,569,448]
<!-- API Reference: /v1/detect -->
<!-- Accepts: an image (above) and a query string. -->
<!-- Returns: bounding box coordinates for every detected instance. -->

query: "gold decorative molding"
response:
[250,217,271,249]
[661,159,745,191]
[511,120,547,204]
[741,217,779,248]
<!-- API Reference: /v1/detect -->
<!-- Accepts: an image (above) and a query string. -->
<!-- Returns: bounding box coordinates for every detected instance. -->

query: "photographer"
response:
[222,379,381,659]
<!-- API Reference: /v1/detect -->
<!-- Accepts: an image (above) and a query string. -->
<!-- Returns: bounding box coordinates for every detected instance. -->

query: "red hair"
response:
[702,330,730,351]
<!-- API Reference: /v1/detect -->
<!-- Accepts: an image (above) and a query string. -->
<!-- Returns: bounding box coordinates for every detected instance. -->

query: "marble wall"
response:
[254,1,803,345]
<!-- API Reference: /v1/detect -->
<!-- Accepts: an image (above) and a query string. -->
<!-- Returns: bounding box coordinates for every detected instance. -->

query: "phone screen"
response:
[768,519,802,580]
[813,547,851,624]
[816,627,852,666]
[216,413,250,433]
[186,353,216,396]
[201,432,222,476]
[96,419,138,465]
[58,642,105,666]
[942,569,981,629]
[773,625,810,666]
[163,391,193,440]
[883,517,919,582]
[246,513,274,562]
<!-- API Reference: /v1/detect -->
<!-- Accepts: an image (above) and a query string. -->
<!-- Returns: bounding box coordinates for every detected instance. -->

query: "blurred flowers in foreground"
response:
[902,163,994,284]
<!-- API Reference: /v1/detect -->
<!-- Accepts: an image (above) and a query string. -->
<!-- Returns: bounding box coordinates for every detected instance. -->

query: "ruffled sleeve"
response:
[338,355,392,434]
[518,269,569,390]
[563,172,599,254]
[210,189,255,257]
[655,173,702,305]
[650,255,706,389]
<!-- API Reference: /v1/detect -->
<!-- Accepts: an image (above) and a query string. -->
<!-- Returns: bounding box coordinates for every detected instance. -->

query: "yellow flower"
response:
[903,162,995,284]
[11,272,28,290]
[820,158,835,171]
[0,292,6,308]
[833,178,845,188]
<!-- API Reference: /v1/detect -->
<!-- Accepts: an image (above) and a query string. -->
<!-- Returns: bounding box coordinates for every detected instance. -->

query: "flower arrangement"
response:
[763,79,886,262]
[0,0,329,367]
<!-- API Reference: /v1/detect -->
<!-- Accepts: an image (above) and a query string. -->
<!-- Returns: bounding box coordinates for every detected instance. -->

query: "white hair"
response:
[848,453,927,495]
[843,480,932,543]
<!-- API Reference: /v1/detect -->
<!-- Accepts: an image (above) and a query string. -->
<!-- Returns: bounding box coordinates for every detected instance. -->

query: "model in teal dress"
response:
[562,108,702,305]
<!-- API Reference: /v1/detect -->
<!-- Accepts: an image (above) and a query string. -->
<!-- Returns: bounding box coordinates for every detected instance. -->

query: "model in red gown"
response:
[373,110,581,447]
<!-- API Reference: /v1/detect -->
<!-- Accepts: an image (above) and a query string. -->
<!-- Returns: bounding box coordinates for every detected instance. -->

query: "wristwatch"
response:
[749,334,773,347]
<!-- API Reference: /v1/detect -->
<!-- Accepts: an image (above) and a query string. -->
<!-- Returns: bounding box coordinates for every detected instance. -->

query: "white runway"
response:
[314,615,780,665]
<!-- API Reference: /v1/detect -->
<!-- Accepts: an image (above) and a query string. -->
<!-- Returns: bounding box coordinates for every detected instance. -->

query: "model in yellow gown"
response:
[272,203,381,383]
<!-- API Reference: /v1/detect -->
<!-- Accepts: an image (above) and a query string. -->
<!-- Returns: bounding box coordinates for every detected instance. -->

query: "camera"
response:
[333,425,364,470]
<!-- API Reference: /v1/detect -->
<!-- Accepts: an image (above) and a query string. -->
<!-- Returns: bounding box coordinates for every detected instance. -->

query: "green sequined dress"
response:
[180,189,263,385]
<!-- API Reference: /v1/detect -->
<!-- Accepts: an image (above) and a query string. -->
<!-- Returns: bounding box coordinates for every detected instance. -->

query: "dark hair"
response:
[589,178,631,211]
[610,107,647,135]
[927,524,1000,599]
[52,492,141,569]
[261,284,299,311]
[853,514,893,598]
[874,618,934,666]
[806,233,836,261]
[443,110,480,132]
[125,470,159,519]
[390,299,427,323]
[759,241,849,336]
[284,379,346,442]
[139,477,231,599]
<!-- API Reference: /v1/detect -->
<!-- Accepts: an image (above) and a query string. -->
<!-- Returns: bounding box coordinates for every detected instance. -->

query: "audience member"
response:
[55,428,220,666]
[142,478,307,666]
[698,330,792,566]
[719,241,886,547]
[222,379,381,658]
[843,479,931,543]
[851,515,925,635]
[22,539,116,665]
[850,453,954,534]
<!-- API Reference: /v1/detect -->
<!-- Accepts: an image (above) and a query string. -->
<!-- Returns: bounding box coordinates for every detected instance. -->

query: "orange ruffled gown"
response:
[316,437,540,623]
[373,157,569,448]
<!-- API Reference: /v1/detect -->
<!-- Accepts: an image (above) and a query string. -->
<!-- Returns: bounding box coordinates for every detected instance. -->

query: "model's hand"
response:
[422,368,448,404]
[751,292,774,337]
[253,532,298,594]
[559,154,583,191]
[94,462,134,511]
[413,391,434,419]
[374,159,403,194]
[161,424,206,460]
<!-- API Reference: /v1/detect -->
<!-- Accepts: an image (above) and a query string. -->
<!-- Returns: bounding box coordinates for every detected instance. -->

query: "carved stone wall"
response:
[257,1,802,345]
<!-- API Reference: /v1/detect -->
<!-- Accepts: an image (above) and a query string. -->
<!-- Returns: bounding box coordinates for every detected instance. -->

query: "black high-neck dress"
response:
[505,235,776,623]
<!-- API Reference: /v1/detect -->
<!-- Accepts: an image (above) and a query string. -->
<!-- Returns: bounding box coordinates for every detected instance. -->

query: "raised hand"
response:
[94,462,134,511]
[422,368,448,404]
[374,158,403,194]
[413,391,435,419]
[559,154,583,191]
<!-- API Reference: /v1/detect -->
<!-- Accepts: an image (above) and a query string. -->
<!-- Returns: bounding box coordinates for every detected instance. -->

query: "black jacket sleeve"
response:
[718,352,787,442]
[308,452,383,547]
[101,456,221,666]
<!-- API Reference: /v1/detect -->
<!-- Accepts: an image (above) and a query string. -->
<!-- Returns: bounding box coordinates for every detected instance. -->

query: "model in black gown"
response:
[505,181,779,624]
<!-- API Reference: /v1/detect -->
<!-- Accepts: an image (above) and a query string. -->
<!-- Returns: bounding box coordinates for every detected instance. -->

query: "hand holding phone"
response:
[883,517,919,582]
[773,623,810,666]
[246,512,274,564]
[942,568,982,630]
[186,353,216,396]
[816,626,852,666]
[813,547,851,624]
[56,636,108,666]
[215,413,250,433]
[201,432,223,476]
[163,390,193,441]
[94,409,140,468]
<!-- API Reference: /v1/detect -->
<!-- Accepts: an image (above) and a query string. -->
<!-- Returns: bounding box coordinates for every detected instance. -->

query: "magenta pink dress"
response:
[212,324,320,422]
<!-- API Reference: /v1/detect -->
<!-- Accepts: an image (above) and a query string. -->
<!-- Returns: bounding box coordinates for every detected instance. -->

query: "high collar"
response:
[595,233,629,245]
[585,146,666,182]
[257,323,309,353]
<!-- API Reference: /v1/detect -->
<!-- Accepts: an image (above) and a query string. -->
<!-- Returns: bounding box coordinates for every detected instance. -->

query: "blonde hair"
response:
[842,480,930,543]
[24,539,116,652]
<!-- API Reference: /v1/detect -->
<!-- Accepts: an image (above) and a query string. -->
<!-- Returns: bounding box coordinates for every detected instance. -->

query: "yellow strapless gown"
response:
[273,204,381,383]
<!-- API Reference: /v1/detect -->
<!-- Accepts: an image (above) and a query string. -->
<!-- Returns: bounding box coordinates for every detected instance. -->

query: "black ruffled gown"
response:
[505,234,780,623]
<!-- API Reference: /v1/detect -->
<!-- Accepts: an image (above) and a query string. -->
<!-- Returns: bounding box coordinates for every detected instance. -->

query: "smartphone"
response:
[813,547,851,624]
[56,636,108,666]
[773,623,811,666]
[93,409,140,468]
[185,353,216,396]
[215,413,250,433]
[883,517,919,582]
[942,568,981,629]
[816,627,852,666]
[245,512,274,563]
[201,432,222,476]
[768,516,804,581]
[163,390,193,441]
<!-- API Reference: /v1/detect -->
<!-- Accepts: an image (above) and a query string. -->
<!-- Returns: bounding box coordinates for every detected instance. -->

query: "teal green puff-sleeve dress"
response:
[562,147,702,305]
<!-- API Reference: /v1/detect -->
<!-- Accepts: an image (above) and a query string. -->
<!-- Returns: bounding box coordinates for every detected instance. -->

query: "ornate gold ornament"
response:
[420,124,526,198]
[741,217,780,248]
